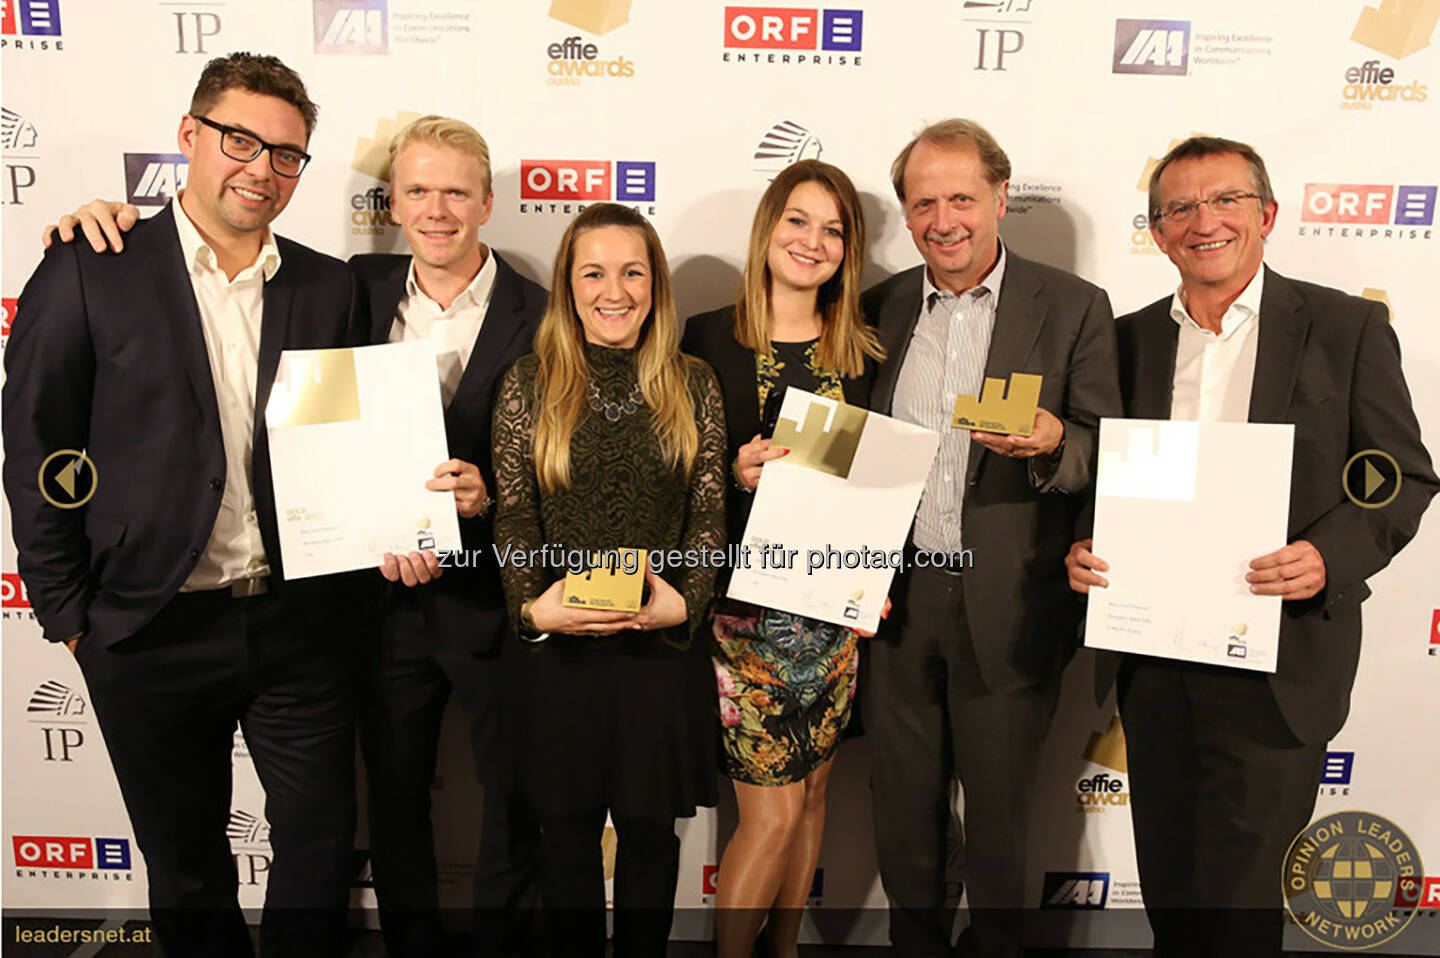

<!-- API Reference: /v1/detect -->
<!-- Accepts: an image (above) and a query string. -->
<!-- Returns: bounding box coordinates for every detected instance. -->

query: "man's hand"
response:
[426,458,488,518]
[1065,538,1110,594]
[380,550,443,587]
[970,407,1064,458]
[854,596,892,638]
[528,578,637,634]
[1247,540,1326,600]
[42,200,138,253]
[733,433,788,491]
[630,567,688,631]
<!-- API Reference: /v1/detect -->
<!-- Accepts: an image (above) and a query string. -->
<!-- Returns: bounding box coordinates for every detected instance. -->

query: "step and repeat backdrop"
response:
[3,0,1438,951]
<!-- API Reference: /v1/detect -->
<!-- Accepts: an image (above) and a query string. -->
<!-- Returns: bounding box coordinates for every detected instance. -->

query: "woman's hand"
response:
[733,433,789,491]
[528,578,637,634]
[631,566,688,631]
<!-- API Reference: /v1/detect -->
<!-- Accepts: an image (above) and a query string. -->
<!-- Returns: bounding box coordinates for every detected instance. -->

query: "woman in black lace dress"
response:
[491,203,726,958]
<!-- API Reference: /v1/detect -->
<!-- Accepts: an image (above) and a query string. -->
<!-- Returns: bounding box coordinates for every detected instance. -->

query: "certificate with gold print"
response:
[265,341,462,579]
[727,387,940,631]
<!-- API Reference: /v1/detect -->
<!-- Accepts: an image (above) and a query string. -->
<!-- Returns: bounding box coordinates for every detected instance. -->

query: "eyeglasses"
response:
[1152,190,1262,226]
[192,115,311,177]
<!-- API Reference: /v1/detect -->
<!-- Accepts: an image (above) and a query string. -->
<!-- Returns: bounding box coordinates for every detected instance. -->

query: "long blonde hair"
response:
[733,159,883,376]
[533,203,699,493]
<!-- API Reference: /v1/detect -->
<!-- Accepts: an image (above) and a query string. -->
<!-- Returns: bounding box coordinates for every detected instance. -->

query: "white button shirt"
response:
[172,197,279,591]
[1169,267,1264,423]
[388,251,496,406]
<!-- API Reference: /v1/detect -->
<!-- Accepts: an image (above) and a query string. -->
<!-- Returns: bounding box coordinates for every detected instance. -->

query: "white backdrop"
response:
[3,0,1438,951]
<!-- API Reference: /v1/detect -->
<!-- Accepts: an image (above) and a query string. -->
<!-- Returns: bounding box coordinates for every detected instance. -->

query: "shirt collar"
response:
[1169,265,1264,339]
[405,245,496,313]
[172,193,280,281]
[923,240,1007,308]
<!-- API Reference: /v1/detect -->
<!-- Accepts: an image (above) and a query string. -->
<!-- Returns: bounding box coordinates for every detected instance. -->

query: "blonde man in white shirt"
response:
[1067,136,1437,958]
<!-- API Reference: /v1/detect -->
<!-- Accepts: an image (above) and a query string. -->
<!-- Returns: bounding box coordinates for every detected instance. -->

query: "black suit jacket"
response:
[349,250,545,653]
[681,304,874,555]
[1111,267,1437,743]
[863,251,1122,690]
[2,203,362,647]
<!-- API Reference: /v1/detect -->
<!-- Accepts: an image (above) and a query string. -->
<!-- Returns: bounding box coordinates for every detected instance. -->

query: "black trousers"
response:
[1118,655,1327,958]
[537,809,679,958]
[865,567,1060,958]
[76,588,356,958]
[358,595,539,958]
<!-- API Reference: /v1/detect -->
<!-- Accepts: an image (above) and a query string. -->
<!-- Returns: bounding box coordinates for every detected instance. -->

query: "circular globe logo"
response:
[1283,810,1422,950]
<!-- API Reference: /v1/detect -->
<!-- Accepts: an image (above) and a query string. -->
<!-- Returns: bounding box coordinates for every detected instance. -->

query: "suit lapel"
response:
[145,204,218,427]
[1247,266,1307,424]
[447,251,531,425]
[1129,309,1179,420]
[967,253,1045,484]
[253,263,294,452]
[870,267,925,413]
[368,256,409,345]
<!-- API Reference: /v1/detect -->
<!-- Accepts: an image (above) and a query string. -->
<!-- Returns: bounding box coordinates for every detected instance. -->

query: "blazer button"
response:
[210,478,223,492]
[189,549,201,559]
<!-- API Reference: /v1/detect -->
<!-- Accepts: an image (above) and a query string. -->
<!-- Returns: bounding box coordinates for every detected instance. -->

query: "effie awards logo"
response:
[348,109,420,237]
[1340,0,1434,109]
[1284,810,1422,949]
[753,121,823,179]
[545,0,637,86]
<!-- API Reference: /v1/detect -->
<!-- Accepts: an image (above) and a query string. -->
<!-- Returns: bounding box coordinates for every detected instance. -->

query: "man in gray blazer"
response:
[862,118,1122,958]
[1067,136,1437,958]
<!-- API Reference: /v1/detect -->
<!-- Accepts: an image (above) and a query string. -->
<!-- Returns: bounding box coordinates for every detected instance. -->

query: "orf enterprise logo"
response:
[722,7,863,66]
[1396,876,1440,910]
[519,159,656,213]
[702,863,823,903]
[1,0,64,49]
[124,153,188,210]
[13,836,132,877]
[1430,609,1440,655]
[1299,183,1436,239]
[0,297,13,337]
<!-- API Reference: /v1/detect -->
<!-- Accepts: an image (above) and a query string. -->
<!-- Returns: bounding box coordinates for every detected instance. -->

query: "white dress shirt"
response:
[172,196,279,591]
[388,250,496,406]
[1169,267,1264,423]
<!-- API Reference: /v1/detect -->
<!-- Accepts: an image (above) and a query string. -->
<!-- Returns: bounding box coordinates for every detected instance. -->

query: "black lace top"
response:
[492,342,728,643]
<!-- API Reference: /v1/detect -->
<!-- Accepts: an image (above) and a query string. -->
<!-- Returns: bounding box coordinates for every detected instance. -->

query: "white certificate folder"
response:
[265,341,462,579]
[1084,419,1294,672]
[727,388,940,632]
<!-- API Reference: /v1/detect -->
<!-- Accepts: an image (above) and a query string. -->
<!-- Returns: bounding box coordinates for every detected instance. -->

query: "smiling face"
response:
[390,140,493,276]
[570,225,653,350]
[766,179,845,296]
[177,88,307,240]
[1151,151,1277,298]
[901,140,1006,294]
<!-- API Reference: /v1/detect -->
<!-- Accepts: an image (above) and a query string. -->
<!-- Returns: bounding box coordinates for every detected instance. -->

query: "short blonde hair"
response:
[890,118,1010,202]
[387,114,492,197]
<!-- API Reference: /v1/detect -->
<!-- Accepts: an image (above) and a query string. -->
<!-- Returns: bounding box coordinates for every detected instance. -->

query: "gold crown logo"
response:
[352,110,424,181]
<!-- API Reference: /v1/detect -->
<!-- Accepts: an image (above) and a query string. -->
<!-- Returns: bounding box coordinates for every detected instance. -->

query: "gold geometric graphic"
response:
[352,110,424,181]
[951,373,1043,437]
[549,0,631,35]
[563,549,647,612]
[1083,714,1128,774]
[37,449,98,510]
[265,349,362,428]
[1361,287,1395,324]
[1137,132,1211,194]
[1351,0,1440,60]
[772,398,868,479]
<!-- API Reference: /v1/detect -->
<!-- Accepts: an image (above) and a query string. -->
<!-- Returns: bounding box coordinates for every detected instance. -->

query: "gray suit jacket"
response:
[1104,266,1437,743]
[863,250,1122,691]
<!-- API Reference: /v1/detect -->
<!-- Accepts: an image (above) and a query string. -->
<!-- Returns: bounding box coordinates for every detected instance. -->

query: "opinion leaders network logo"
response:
[124,153,188,210]
[753,121,823,178]
[1284,810,1422,949]
[518,159,657,213]
[2,0,63,49]
[722,6,863,67]
[1299,183,1436,240]
[1113,19,1189,75]
[314,0,386,54]
[13,836,133,879]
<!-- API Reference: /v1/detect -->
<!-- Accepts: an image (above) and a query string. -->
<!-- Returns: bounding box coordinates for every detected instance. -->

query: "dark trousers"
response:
[1118,655,1327,958]
[537,809,679,958]
[865,567,1059,958]
[75,589,356,958]
[358,595,539,958]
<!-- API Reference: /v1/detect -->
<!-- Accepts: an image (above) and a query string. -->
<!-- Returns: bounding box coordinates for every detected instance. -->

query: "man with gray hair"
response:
[863,118,1121,957]
[1067,135,1435,957]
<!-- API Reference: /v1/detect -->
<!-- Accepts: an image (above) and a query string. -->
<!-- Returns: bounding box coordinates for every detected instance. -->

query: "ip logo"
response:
[1041,871,1110,909]
[520,160,656,202]
[124,153,189,209]
[1,0,62,36]
[1321,751,1354,785]
[313,0,387,54]
[1113,19,1189,76]
[1302,184,1437,226]
[724,7,862,51]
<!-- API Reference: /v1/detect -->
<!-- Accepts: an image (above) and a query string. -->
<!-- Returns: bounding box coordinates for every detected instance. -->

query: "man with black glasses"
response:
[1066,136,1436,957]
[3,53,363,958]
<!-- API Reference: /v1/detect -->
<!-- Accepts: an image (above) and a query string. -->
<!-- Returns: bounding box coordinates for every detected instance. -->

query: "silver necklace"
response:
[587,379,645,422]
